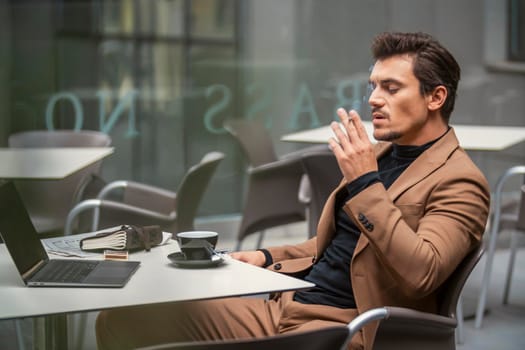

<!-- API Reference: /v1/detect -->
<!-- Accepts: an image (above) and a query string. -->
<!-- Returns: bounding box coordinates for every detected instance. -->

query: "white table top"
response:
[281,122,525,151]
[0,147,114,180]
[0,240,313,320]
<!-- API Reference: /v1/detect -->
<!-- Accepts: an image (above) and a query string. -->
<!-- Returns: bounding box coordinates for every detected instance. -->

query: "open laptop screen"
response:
[0,181,49,278]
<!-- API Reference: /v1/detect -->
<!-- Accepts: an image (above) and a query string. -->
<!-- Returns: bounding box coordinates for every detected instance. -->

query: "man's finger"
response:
[328,137,346,159]
[330,121,350,149]
[336,107,349,122]
[338,108,360,141]
[348,110,368,141]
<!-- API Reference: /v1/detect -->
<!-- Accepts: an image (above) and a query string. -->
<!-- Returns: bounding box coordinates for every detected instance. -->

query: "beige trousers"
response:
[96,291,363,349]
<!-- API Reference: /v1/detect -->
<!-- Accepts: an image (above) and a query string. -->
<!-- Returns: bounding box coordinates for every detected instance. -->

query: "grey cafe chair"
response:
[300,148,343,237]
[8,129,111,236]
[64,151,225,235]
[223,119,308,250]
[135,325,350,350]
[136,243,483,350]
[475,165,525,328]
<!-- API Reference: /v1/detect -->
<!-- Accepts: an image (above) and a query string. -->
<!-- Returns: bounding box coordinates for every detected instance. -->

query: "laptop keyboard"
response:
[32,260,99,283]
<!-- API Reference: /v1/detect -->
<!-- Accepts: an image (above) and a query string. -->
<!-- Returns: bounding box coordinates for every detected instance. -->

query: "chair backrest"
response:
[300,149,342,236]
[372,307,456,350]
[223,119,278,166]
[174,152,225,232]
[135,325,349,350]
[7,129,111,235]
[438,243,484,318]
[370,243,484,350]
[92,152,224,234]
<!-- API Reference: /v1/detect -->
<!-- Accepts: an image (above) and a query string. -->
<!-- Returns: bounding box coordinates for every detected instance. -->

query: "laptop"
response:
[0,181,140,287]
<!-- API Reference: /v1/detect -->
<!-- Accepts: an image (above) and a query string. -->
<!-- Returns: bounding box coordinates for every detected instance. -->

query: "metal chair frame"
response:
[475,165,525,328]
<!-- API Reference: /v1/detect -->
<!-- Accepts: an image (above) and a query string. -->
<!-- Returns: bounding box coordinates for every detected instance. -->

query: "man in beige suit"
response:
[96,32,490,350]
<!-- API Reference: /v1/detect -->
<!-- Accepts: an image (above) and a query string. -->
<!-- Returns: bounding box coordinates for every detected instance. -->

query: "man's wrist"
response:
[346,171,381,198]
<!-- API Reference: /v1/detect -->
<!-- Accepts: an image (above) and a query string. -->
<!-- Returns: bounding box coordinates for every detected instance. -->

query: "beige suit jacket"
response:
[267,128,490,349]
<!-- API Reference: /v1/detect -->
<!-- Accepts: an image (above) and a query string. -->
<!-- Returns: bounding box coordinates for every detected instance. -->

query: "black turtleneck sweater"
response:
[293,140,437,308]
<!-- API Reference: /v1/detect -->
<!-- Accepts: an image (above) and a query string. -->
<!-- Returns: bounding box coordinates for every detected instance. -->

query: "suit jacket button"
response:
[358,213,366,222]
[273,263,282,270]
[366,223,374,231]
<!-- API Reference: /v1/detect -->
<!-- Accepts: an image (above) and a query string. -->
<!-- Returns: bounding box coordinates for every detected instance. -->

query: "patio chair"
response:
[223,119,308,250]
[475,165,525,328]
[300,149,342,237]
[64,151,225,235]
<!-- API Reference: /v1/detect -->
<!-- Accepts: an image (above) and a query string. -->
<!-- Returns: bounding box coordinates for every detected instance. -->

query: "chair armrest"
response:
[279,144,331,161]
[98,180,176,201]
[249,156,303,175]
[344,307,456,349]
[97,180,176,215]
[383,306,457,327]
[64,199,175,235]
[346,308,389,340]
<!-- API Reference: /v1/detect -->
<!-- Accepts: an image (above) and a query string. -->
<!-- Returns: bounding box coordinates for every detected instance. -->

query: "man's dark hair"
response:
[371,32,460,122]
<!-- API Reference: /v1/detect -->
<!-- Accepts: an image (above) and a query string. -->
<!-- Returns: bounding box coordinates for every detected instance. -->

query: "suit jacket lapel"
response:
[387,128,460,201]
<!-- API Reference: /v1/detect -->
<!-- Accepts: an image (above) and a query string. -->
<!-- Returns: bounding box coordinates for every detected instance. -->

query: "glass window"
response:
[6,0,524,220]
[191,0,236,39]
[6,0,240,217]
[100,0,185,36]
[508,0,525,61]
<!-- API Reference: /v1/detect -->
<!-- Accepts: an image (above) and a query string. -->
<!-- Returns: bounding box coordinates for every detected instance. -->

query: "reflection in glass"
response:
[191,0,236,39]
[101,0,184,36]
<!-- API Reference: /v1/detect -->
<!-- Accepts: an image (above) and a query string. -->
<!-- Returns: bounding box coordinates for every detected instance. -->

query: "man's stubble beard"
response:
[374,130,402,142]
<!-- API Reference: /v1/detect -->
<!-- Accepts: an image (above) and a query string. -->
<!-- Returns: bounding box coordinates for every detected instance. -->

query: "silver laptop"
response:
[0,181,140,287]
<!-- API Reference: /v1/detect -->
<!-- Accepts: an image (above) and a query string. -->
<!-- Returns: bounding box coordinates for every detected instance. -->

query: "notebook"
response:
[0,181,140,288]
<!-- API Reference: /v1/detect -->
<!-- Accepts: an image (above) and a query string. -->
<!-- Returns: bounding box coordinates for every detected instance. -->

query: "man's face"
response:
[367,54,432,145]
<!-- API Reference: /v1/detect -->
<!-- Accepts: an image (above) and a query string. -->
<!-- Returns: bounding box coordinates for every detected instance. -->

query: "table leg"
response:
[32,314,68,350]
[46,314,68,349]
[33,317,45,350]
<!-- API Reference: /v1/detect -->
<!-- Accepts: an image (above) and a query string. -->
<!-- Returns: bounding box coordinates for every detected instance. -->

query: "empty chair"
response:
[136,244,484,350]
[64,151,225,235]
[8,130,111,236]
[224,119,308,250]
[300,149,342,237]
[505,185,525,301]
[136,326,349,350]
[475,165,525,328]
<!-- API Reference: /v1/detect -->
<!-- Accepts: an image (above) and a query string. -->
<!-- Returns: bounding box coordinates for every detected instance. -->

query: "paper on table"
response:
[43,231,104,258]
[43,228,173,258]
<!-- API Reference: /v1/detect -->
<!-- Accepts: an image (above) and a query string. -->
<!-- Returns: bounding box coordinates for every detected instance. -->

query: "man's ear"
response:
[427,85,447,111]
